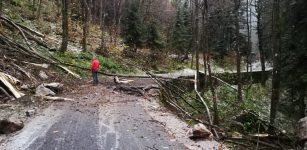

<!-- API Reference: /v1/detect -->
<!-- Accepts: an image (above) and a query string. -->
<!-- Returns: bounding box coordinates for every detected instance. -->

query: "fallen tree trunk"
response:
[113,85,145,96]
[41,96,75,102]
[58,65,81,79]
[15,22,45,38]
[0,15,35,52]
[114,76,134,84]
[0,87,13,100]
[0,72,24,98]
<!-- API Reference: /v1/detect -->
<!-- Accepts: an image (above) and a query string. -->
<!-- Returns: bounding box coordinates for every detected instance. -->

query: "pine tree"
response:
[146,22,164,50]
[122,1,144,51]
[172,0,191,56]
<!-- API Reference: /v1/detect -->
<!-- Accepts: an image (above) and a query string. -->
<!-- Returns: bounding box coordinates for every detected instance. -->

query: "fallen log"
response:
[59,65,81,79]
[114,76,134,84]
[11,63,37,83]
[0,87,14,101]
[15,22,45,38]
[143,85,159,91]
[0,72,21,86]
[41,96,75,102]
[114,85,145,96]
[212,76,237,91]
[227,137,281,149]
[0,15,35,52]
[0,72,24,99]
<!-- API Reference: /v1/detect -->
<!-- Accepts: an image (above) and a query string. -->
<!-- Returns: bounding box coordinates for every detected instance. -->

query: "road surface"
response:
[1,77,226,150]
[1,81,188,150]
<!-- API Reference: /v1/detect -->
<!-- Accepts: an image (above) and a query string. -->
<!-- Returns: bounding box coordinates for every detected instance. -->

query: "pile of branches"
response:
[0,14,80,102]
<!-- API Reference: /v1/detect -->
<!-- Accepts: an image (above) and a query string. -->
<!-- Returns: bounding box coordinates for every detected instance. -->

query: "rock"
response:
[39,71,48,80]
[189,123,213,140]
[0,119,24,134]
[298,117,307,141]
[43,83,64,92]
[21,84,35,90]
[147,89,160,97]
[35,85,55,96]
[25,109,36,117]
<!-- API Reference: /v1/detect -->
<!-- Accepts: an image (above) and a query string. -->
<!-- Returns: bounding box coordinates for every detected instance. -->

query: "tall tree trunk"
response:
[298,90,306,118]
[235,0,243,102]
[256,0,266,86]
[99,0,108,56]
[269,0,281,133]
[60,0,69,52]
[202,0,208,86]
[246,0,251,73]
[190,0,195,69]
[56,0,61,17]
[32,0,36,17]
[207,54,219,125]
[37,0,42,19]
[81,0,89,52]
[194,0,200,90]
[115,0,123,45]
[0,0,3,13]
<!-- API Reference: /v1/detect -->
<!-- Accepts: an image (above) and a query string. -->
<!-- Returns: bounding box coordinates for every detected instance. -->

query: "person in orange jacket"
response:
[91,56,100,85]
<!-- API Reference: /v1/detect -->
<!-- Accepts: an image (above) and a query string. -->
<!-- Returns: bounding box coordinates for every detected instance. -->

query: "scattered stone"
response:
[35,85,55,96]
[21,84,35,90]
[0,119,24,134]
[43,83,64,92]
[189,123,213,140]
[148,89,160,97]
[25,109,36,117]
[39,71,48,80]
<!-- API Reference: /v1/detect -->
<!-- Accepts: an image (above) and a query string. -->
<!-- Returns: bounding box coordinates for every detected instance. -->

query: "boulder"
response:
[25,109,36,117]
[189,123,213,140]
[35,84,55,96]
[21,84,35,90]
[43,83,64,92]
[0,119,24,134]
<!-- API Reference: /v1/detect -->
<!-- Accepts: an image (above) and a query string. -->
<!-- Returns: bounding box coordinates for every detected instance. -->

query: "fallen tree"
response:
[0,72,24,99]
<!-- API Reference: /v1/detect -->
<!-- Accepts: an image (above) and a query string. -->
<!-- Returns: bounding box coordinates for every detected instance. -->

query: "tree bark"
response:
[208,55,219,125]
[235,0,243,102]
[56,0,61,17]
[81,0,89,52]
[0,0,3,13]
[37,0,42,19]
[269,0,281,133]
[99,0,108,56]
[202,0,208,86]
[256,0,266,86]
[60,0,69,52]
[246,0,251,73]
[194,0,200,90]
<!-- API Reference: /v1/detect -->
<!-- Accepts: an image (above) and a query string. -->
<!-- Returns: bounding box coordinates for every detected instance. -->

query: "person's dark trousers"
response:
[92,71,99,85]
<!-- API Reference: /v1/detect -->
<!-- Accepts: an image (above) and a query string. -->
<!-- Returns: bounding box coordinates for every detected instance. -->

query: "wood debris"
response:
[0,72,25,99]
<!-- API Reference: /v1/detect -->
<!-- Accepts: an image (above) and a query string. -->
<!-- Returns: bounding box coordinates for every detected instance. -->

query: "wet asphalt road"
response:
[1,84,187,150]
